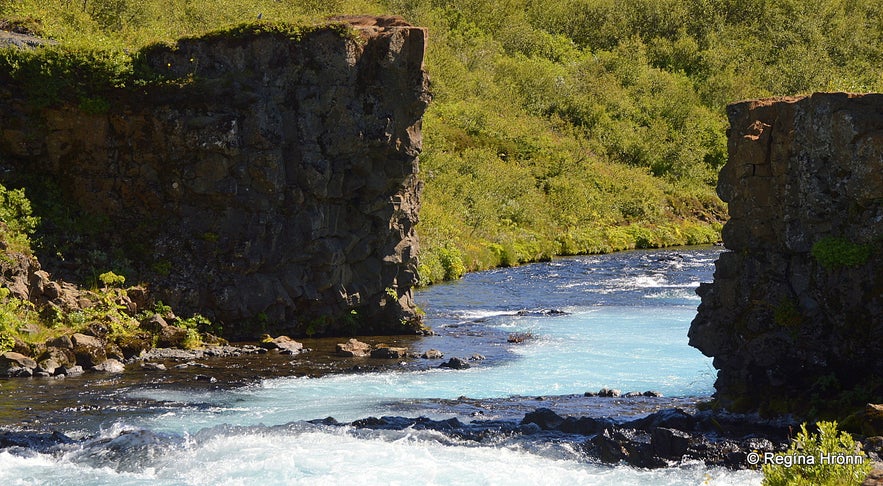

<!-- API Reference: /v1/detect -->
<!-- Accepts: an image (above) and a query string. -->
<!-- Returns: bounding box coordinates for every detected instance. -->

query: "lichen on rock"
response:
[689,93,883,417]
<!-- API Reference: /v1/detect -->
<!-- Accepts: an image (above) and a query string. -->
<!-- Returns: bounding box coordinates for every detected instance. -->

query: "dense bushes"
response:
[762,421,871,486]
[1,0,881,286]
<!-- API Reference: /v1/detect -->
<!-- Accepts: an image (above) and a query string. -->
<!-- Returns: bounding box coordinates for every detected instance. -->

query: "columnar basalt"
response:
[689,93,883,415]
[0,16,431,337]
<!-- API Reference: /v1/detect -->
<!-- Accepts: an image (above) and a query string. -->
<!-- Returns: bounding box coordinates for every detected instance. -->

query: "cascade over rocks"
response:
[689,93,883,416]
[0,16,430,338]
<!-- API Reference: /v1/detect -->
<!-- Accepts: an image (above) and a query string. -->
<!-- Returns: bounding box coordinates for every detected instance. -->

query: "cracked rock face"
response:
[689,93,883,415]
[0,17,430,337]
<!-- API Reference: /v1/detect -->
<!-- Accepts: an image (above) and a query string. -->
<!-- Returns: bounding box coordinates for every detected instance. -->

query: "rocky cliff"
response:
[689,93,883,416]
[0,16,430,337]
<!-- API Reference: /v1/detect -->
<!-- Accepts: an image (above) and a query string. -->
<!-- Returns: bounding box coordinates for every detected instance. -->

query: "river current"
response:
[0,247,763,485]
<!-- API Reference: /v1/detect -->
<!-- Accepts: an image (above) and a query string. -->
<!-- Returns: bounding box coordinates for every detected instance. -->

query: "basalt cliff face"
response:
[0,17,430,337]
[689,93,883,416]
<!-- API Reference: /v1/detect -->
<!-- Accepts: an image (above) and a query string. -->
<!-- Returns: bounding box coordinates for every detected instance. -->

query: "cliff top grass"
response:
[0,14,368,109]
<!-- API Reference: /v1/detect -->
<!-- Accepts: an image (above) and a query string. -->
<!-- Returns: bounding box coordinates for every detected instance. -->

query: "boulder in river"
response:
[0,351,37,376]
[336,338,371,357]
[421,349,444,359]
[439,357,471,370]
[259,335,304,355]
[71,333,107,367]
[92,359,125,373]
[370,347,408,359]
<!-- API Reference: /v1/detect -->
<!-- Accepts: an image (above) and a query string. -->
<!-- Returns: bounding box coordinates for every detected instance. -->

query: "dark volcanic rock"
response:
[259,335,304,355]
[0,16,430,338]
[370,346,409,359]
[0,351,37,377]
[521,408,565,430]
[71,333,107,368]
[439,357,471,369]
[651,427,692,459]
[689,93,883,415]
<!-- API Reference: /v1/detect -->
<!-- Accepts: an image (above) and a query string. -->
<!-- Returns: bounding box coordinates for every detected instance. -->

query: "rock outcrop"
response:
[0,17,430,337]
[689,93,883,416]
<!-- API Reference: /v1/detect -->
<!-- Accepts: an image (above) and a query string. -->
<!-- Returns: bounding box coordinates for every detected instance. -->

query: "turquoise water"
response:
[0,247,763,485]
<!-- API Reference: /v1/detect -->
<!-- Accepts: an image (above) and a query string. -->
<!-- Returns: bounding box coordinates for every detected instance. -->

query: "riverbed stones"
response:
[57,364,84,376]
[336,338,371,357]
[141,362,167,371]
[439,357,470,370]
[421,349,443,359]
[155,325,188,348]
[371,346,409,359]
[116,334,152,360]
[36,347,74,375]
[92,358,125,373]
[651,427,692,459]
[259,335,304,355]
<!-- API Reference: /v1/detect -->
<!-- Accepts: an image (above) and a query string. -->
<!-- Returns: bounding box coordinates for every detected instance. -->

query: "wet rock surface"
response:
[0,404,795,470]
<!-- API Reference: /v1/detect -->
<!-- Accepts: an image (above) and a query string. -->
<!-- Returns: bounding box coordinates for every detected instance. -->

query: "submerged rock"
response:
[141,362,167,371]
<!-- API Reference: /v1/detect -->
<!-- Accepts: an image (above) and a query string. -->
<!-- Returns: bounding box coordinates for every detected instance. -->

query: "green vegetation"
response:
[762,421,871,486]
[0,184,39,255]
[0,287,41,352]
[0,0,881,293]
[811,236,873,269]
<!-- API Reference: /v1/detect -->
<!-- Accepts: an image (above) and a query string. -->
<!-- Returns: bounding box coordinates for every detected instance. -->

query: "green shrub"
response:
[98,271,126,288]
[0,184,39,254]
[178,313,221,336]
[762,421,871,486]
[437,246,466,280]
[811,237,873,269]
[182,328,202,349]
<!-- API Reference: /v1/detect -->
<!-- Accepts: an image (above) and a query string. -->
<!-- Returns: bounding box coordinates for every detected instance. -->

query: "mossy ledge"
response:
[0,16,431,340]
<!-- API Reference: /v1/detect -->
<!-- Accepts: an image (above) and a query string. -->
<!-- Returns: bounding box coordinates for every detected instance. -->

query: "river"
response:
[0,247,763,485]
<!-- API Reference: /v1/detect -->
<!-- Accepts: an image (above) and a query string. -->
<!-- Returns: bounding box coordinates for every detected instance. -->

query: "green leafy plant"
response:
[0,184,39,255]
[384,287,398,302]
[762,421,872,486]
[98,271,126,288]
[811,237,873,269]
[178,313,221,336]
